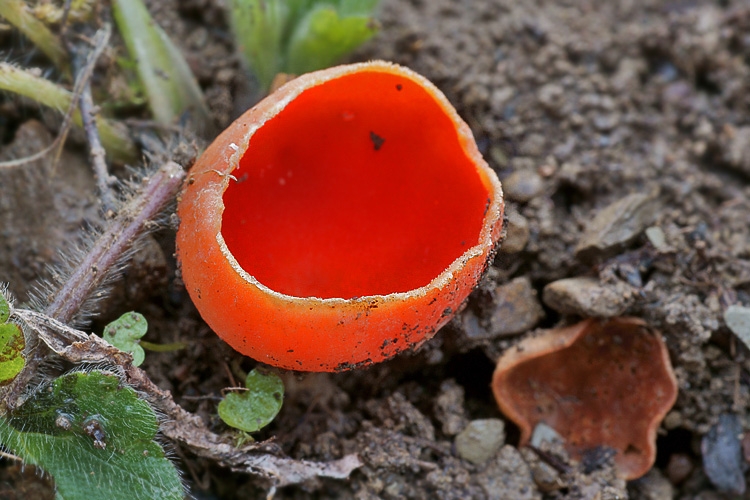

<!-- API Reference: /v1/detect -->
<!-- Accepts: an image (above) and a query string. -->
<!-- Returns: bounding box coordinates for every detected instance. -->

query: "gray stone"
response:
[503,170,544,203]
[645,226,667,251]
[530,422,563,448]
[501,207,530,254]
[542,277,634,318]
[490,277,545,336]
[455,419,505,465]
[576,192,658,258]
[629,469,675,500]
[701,414,745,495]
[725,305,750,350]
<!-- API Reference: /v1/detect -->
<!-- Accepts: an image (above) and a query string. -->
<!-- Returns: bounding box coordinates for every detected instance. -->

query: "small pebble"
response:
[455,419,505,465]
[576,192,658,258]
[459,309,488,339]
[725,305,750,350]
[701,414,746,495]
[503,170,544,203]
[501,208,530,254]
[592,112,620,132]
[645,226,667,250]
[666,453,693,485]
[530,422,563,448]
[723,126,750,176]
[629,469,674,500]
[434,379,469,437]
[489,277,545,336]
[542,277,633,317]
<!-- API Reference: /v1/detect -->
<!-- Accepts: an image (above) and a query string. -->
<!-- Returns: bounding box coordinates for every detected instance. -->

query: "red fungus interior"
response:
[221,71,490,299]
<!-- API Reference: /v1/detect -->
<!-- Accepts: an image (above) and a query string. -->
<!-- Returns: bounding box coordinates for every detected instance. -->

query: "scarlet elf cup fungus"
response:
[176,61,504,372]
[491,318,678,480]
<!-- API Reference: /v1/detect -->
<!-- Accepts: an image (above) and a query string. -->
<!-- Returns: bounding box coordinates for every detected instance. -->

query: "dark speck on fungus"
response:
[369,131,385,151]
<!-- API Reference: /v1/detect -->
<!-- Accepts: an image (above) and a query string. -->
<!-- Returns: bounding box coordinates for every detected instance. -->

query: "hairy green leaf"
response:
[112,0,210,136]
[102,312,147,367]
[0,323,25,385]
[219,368,284,433]
[0,371,183,500]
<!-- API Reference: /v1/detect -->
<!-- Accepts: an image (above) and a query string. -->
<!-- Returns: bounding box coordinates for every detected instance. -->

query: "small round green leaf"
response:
[102,312,147,367]
[0,322,25,385]
[218,368,284,433]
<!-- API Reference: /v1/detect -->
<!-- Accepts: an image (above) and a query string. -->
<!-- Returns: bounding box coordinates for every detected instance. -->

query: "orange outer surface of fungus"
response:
[176,61,504,372]
[491,317,678,480]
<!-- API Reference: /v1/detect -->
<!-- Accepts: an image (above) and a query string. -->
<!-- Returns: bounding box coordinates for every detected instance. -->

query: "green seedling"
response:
[102,312,148,367]
[229,0,379,92]
[0,371,183,500]
[219,368,284,433]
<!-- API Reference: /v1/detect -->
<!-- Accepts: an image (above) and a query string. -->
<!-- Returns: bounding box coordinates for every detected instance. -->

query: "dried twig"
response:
[10,307,362,486]
[72,25,117,208]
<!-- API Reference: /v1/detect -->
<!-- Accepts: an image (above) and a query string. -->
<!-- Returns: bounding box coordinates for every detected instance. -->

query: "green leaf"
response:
[286,4,378,76]
[0,289,9,323]
[102,312,147,367]
[218,368,284,433]
[228,0,378,92]
[0,323,25,385]
[112,0,211,136]
[0,371,183,500]
[228,0,288,92]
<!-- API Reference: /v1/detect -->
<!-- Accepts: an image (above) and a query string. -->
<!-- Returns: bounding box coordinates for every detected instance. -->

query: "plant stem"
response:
[0,62,138,164]
[139,340,188,352]
[72,25,118,208]
[0,0,70,75]
[46,162,185,322]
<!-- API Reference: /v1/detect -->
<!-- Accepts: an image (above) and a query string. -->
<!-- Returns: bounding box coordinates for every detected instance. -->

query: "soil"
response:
[2,0,750,499]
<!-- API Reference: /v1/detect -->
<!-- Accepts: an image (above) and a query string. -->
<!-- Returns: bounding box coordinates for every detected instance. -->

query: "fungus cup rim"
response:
[211,60,504,305]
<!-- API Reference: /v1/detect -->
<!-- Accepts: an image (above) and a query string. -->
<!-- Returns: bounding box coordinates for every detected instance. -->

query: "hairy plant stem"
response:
[49,162,184,321]
[3,161,185,410]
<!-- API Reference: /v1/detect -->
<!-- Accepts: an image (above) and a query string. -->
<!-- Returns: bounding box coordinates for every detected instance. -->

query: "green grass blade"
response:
[112,0,210,136]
